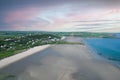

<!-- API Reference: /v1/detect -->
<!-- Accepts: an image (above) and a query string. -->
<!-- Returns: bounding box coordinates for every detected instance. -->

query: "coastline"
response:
[83,38,105,59]
[0,45,50,69]
[0,37,120,80]
[83,38,120,69]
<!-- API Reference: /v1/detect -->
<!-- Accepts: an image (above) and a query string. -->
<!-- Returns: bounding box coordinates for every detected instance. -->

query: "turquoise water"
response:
[84,38,120,62]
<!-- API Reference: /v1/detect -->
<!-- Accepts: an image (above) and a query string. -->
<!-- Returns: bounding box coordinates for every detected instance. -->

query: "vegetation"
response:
[0,33,61,59]
[0,74,15,80]
[53,41,84,45]
[0,31,117,59]
[0,31,116,38]
[47,32,116,38]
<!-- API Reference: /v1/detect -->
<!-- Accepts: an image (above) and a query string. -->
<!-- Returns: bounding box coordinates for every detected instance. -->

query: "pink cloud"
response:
[5,7,40,23]
[4,5,118,31]
[3,7,44,30]
[13,24,21,29]
[53,12,90,24]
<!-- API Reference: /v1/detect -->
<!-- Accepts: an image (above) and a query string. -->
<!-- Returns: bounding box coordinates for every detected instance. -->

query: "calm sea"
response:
[84,38,120,62]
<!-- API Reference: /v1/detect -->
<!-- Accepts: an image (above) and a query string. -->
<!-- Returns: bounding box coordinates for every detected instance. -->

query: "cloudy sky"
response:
[0,0,120,32]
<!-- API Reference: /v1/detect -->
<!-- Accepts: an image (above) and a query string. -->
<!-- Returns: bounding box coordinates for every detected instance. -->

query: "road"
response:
[0,37,120,80]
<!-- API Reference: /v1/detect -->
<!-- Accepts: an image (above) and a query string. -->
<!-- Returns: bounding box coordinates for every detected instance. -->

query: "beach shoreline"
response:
[0,45,50,69]
[0,37,120,80]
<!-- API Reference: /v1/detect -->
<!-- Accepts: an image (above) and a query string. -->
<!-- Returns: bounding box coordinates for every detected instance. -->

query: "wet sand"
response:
[0,37,120,80]
[0,45,50,69]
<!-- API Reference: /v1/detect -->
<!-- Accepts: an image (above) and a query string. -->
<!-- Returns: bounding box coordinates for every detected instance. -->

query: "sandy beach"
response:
[0,45,50,69]
[0,37,120,80]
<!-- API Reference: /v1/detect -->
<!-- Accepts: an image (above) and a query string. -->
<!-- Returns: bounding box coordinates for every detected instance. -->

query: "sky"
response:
[0,0,120,32]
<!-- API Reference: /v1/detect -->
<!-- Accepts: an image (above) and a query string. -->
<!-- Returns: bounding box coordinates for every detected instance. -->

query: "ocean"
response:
[115,33,120,38]
[84,38,120,63]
